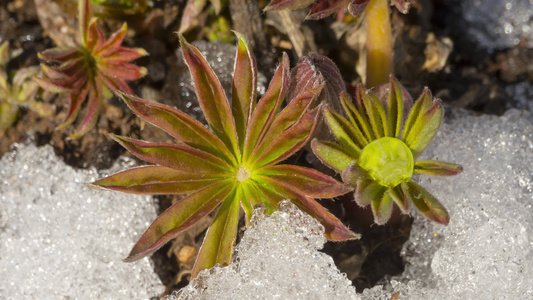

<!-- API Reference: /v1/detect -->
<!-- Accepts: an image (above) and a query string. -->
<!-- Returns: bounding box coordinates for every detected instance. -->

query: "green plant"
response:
[35,0,147,138]
[92,34,358,277]
[312,76,463,225]
[0,41,53,134]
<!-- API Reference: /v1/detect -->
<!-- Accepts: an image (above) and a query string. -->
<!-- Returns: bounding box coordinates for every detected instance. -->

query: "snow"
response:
[0,144,165,299]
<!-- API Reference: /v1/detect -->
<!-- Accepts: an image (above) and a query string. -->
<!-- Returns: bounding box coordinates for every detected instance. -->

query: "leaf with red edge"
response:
[323,105,362,155]
[253,106,319,168]
[105,47,148,64]
[371,190,393,225]
[404,91,443,158]
[57,84,89,129]
[264,0,315,11]
[268,181,360,241]
[86,18,105,51]
[79,0,93,47]
[96,23,128,57]
[33,76,73,93]
[307,0,348,20]
[402,87,432,142]
[110,135,231,174]
[386,76,405,138]
[232,33,257,150]
[414,160,463,177]
[99,63,147,81]
[311,139,356,172]
[70,77,102,139]
[124,180,234,262]
[244,53,290,160]
[407,181,449,225]
[256,164,351,198]
[254,84,322,157]
[389,183,410,214]
[354,180,385,208]
[192,194,240,278]
[117,92,235,164]
[100,73,132,94]
[179,34,239,156]
[92,165,220,195]
[38,47,80,62]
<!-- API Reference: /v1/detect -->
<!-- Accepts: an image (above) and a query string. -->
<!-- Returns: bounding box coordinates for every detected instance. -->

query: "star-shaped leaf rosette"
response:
[34,0,147,138]
[92,34,359,277]
[312,77,463,225]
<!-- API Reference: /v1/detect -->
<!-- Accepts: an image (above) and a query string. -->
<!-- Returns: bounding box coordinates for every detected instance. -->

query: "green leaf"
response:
[387,76,405,138]
[311,139,356,172]
[124,180,234,262]
[414,160,463,176]
[91,165,220,194]
[389,183,410,214]
[231,33,257,151]
[339,92,371,147]
[244,53,289,161]
[402,88,431,141]
[253,106,319,168]
[371,189,393,225]
[192,191,240,278]
[110,135,231,174]
[253,84,322,158]
[407,181,449,225]
[354,180,386,208]
[256,164,351,198]
[360,89,388,139]
[405,97,443,158]
[239,183,257,225]
[323,105,362,156]
[117,92,236,165]
[179,34,239,158]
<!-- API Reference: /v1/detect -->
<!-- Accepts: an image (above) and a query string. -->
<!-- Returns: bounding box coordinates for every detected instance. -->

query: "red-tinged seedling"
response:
[264,0,410,20]
[35,0,147,138]
[92,33,359,278]
[0,41,54,134]
[312,76,463,225]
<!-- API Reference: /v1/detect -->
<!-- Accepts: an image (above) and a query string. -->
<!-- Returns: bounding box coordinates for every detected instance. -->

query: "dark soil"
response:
[1,0,531,297]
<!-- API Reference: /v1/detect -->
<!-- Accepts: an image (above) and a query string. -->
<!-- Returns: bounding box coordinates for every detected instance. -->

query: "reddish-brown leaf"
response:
[118,92,235,164]
[110,135,232,174]
[231,33,257,151]
[257,164,351,198]
[92,165,220,195]
[179,35,239,157]
[124,180,234,262]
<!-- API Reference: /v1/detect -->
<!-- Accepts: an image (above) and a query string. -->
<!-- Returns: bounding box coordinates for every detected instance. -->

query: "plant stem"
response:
[365,0,392,88]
